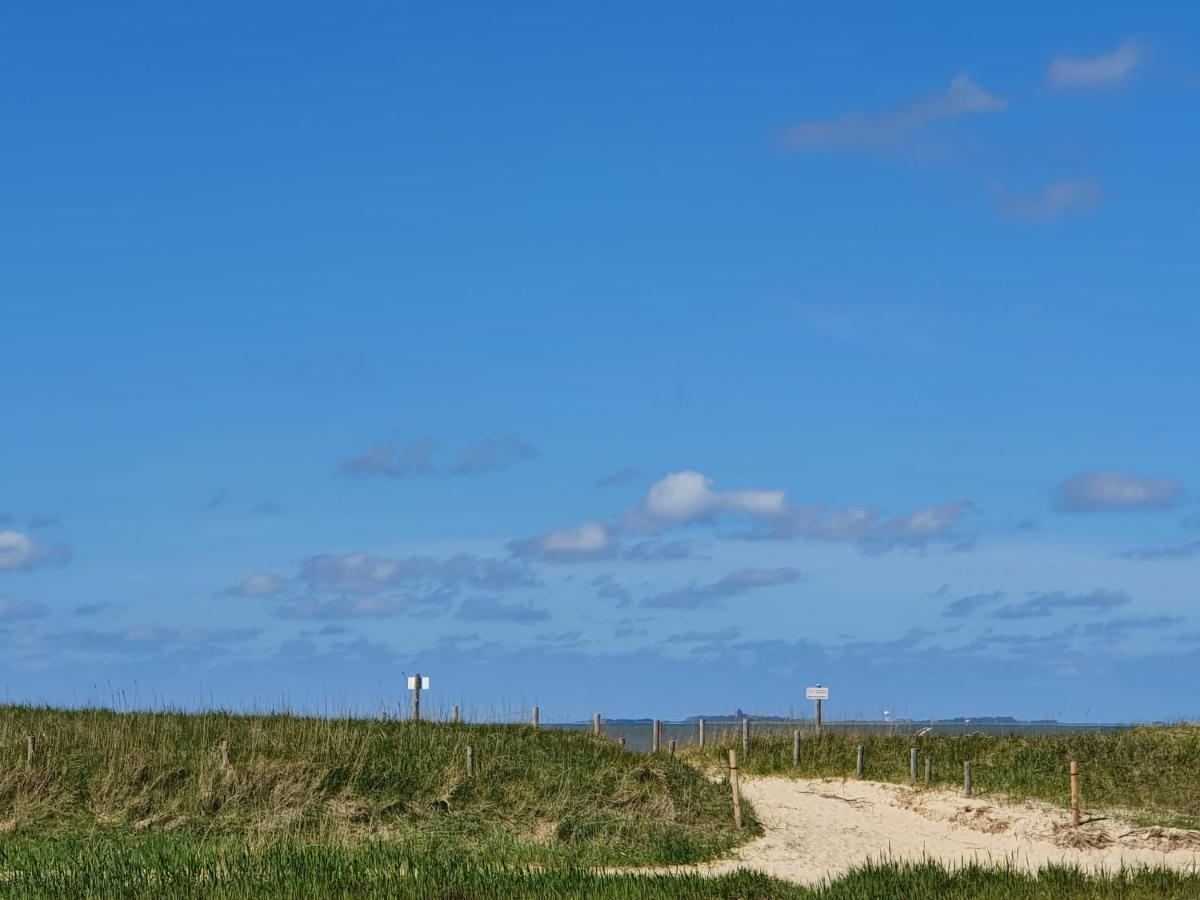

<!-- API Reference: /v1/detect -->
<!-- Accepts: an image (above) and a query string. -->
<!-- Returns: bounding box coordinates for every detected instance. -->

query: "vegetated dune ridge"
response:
[656,777,1200,885]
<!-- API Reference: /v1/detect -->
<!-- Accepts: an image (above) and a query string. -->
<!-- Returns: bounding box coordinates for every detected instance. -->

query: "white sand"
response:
[678,777,1200,884]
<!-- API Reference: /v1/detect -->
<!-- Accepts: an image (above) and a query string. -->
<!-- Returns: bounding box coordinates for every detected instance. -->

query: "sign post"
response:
[407,673,430,721]
[805,685,829,735]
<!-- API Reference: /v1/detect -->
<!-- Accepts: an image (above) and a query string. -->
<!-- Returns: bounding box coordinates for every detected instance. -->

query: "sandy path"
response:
[678,777,1200,884]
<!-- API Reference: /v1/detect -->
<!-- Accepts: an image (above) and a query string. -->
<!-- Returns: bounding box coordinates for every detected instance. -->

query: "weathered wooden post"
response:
[593,713,602,737]
[531,706,539,728]
[856,744,864,778]
[451,705,460,724]
[729,749,743,829]
[652,719,661,753]
[793,729,800,767]
[25,735,34,767]
[1070,760,1080,827]
[668,739,676,758]
[219,738,229,771]
[407,673,429,722]
[910,748,918,781]
[963,761,972,797]
[698,717,705,748]
[925,757,932,783]
[741,718,750,758]
[618,737,626,748]
[466,744,474,777]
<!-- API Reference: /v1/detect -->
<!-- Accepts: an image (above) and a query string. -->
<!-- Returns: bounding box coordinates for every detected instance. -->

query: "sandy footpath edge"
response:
[651,777,1200,885]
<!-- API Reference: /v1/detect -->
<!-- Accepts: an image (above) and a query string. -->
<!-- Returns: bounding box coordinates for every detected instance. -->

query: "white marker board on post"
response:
[407,676,430,690]
[805,686,828,700]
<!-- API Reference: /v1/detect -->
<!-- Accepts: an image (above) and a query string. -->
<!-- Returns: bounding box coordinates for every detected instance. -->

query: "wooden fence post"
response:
[668,739,676,758]
[219,738,229,771]
[618,737,626,748]
[652,719,661,753]
[25,735,34,767]
[963,761,972,797]
[855,744,864,779]
[698,717,705,749]
[910,748,918,781]
[729,749,742,829]
[593,713,602,737]
[741,718,750,758]
[1070,760,1080,827]
[792,730,800,767]
[451,705,460,724]
[925,757,932,783]
[466,744,474,777]
[531,706,539,728]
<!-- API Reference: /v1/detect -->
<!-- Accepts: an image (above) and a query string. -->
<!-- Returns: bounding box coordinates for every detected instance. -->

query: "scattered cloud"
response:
[992,589,1130,620]
[942,591,1006,618]
[592,574,632,607]
[1057,469,1182,512]
[0,595,49,621]
[225,573,289,598]
[667,626,742,643]
[865,500,975,552]
[298,552,538,594]
[641,566,803,610]
[1046,41,1142,90]
[455,597,551,623]
[452,437,537,475]
[73,602,112,617]
[275,594,443,620]
[1083,614,1181,642]
[595,466,639,488]
[621,539,707,562]
[624,470,786,532]
[995,179,1102,221]
[783,74,1005,150]
[0,530,70,572]
[1114,540,1200,562]
[337,436,436,478]
[749,504,879,542]
[508,521,614,563]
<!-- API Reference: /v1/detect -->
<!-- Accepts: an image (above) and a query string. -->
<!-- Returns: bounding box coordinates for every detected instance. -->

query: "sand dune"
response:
[682,777,1200,884]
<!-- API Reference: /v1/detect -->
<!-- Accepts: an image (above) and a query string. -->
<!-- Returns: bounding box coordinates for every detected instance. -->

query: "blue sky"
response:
[3,3,1199,722]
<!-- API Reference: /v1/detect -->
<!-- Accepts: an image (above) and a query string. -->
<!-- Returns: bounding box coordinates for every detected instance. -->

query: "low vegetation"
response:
[689,725,1200,829]
[0,705,755,866]
[0,838,1197,899]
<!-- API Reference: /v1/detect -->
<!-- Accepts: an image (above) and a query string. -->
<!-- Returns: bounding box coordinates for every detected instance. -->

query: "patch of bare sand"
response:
[669,778,1200,884]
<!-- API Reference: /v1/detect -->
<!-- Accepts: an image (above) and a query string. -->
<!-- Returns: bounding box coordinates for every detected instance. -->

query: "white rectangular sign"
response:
[805,686,829,700]
[407,676,431,690]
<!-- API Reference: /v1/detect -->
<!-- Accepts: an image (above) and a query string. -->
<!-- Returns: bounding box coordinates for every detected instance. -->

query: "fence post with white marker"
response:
[407,673,430,722]
[806,685,829,736]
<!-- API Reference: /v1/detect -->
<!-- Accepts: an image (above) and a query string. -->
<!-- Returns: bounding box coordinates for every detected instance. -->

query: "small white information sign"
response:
[805,686,829,700]
[407,676,431,690]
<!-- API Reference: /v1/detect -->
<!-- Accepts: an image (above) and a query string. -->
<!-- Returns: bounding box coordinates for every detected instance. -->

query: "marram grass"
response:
[0,704,755,866]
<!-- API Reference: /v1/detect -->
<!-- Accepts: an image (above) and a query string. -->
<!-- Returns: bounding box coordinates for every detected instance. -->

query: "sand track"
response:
[676,777,1200,884]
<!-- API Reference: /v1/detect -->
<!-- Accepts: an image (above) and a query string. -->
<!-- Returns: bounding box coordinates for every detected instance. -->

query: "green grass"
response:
[687,725,1200,829]
[0,836,1197,898]
[0,705,756,866]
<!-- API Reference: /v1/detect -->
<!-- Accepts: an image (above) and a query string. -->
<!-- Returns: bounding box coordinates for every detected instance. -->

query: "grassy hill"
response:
[0,705,754,866]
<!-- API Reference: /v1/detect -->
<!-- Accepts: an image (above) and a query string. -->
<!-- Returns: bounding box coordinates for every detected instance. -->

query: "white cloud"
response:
[1046,41,1142,89]
[225,573,288,598]
[624,471,785,531]
[508,521,614,563]
[995,180,1102,221]
[641,566,804,610]
[1058,469,1182,512]
[784,74,1005,150]
[0,530,68,572]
